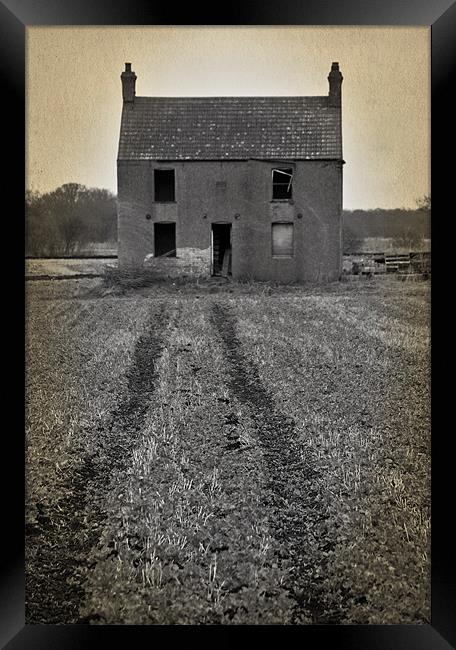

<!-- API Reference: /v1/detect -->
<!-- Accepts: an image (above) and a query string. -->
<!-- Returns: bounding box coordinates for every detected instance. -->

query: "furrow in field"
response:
[25,279,431,625]
[26,302,169,624]
[231,293,430,624]
[82,299,296,625]
[211,301,340,624]
[25,296,154,523]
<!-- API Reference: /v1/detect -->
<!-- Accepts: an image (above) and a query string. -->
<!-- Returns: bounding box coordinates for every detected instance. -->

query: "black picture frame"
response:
[3,1,454,647]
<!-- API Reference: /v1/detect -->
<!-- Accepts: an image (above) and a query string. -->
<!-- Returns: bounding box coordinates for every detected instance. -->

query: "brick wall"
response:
[143,246,211,277]
[117,159,342,282]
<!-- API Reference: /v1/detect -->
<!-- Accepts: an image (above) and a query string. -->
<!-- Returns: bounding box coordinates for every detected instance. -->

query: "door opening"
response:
[211,224,232,276]
[154,223,176,257]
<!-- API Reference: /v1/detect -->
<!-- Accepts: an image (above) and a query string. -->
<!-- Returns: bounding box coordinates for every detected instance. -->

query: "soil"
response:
[25,278,430,625]
[211,302,342,623]
[26,306,167,624]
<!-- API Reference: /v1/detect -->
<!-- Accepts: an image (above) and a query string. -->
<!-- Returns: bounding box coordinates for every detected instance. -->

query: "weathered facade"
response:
[117,62,344,282]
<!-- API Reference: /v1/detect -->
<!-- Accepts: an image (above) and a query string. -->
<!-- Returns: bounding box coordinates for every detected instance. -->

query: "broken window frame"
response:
[272,168,293,200]
[154,168,176,202]
[271,222,294,258]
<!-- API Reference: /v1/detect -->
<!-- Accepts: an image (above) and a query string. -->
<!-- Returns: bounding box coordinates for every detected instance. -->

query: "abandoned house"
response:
[117,62,344,282]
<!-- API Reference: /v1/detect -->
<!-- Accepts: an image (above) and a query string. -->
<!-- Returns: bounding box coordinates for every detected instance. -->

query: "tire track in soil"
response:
[26,305,170,624]
[211,301,341,624]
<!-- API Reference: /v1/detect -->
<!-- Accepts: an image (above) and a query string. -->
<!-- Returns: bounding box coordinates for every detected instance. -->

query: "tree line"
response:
[25,183,117,257]
[26,184,431,257]
[343,196,431,253]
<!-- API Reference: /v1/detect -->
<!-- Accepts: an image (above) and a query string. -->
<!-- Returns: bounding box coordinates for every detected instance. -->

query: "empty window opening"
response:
[272,223,294,258]
[212,224,232,276]
[272,168,293,200]
[154,223,176,257]
[154,169,175,202]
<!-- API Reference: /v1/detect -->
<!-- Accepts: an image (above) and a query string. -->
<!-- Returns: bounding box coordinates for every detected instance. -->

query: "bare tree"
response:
[47,184,88,255]
[25,190,61,256]
[416,195,431,212]
[26,183,117,257]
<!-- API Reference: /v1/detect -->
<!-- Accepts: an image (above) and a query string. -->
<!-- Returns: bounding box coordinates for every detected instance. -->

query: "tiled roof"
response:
[118,96,342,161]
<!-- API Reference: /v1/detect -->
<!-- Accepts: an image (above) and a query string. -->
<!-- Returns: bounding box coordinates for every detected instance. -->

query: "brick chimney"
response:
[328,62,343,108]
[121,62,137,103]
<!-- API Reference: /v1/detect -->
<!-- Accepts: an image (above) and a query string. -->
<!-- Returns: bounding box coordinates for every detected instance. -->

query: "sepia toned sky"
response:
[26,26,430,210]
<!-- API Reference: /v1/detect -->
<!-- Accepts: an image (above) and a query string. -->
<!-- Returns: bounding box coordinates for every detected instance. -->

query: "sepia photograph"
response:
[24,26,431,626]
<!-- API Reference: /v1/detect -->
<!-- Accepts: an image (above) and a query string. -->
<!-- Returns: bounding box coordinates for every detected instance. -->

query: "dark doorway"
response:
[212,224,232,276]
[154,223,176,257]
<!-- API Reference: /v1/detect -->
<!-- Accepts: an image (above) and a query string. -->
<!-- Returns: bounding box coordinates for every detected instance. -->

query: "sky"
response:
[26,26,430,210]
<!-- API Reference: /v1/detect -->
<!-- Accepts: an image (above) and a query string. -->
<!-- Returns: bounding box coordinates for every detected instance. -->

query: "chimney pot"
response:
[125,62,132,72]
